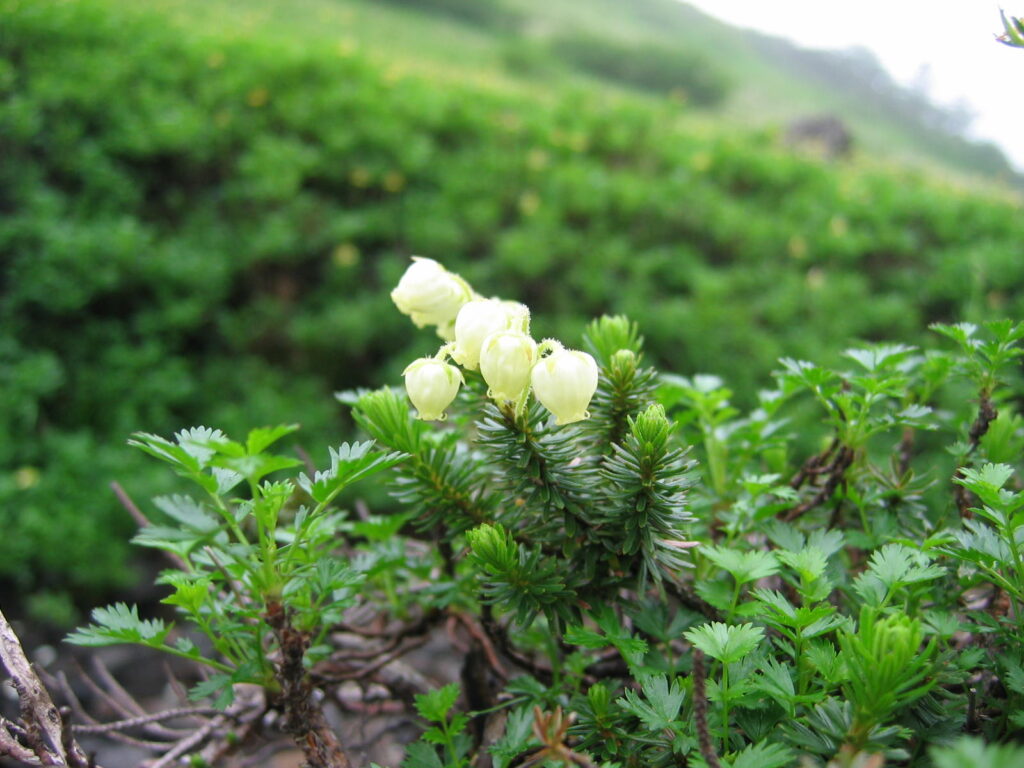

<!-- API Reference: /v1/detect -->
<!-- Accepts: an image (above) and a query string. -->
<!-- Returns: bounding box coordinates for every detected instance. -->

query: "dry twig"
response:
[0,607,92,767]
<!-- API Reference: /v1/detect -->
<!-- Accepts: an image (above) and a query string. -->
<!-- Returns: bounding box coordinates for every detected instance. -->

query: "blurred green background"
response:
[3,0,1023,622]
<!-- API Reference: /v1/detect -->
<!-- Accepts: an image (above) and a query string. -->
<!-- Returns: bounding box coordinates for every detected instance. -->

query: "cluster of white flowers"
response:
[391,257,599,424]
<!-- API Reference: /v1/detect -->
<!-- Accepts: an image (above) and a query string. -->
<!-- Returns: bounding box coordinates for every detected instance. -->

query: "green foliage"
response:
[684,622,764,665]
[932,737,1024,768]
[68,424,399,706]
[351,386,495,533]
[6,0,1024,608]
[598,403,697,580]
[60,260,1024,765]
[467,523,578,628]
[405,683,472,768]
[616,674,685,732]
[838,607,938,747]
[355,316,699,634]
[550,32,731,105]
[378,0,522,33]
[998,10,1024,48]
[67,603,171,648]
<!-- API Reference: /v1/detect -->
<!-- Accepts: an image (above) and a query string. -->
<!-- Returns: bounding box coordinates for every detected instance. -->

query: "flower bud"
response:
[530,347,598,425]
[452,299,530,370]
[390,257,473,337]
[402,357,463,421]
[479,330,537,403]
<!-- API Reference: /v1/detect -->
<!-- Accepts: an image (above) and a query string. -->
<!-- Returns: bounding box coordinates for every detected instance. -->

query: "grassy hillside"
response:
[138,0,1020,185]
[3,0,1023,618]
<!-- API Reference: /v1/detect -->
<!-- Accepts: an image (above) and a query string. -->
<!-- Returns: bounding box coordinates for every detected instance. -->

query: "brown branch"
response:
[74,662,139,723]
[454,613,508,680]
[71,706,220,735]
[295,444,317,476]
[0,608,91,767]
[111,481,189,571]
[782,445,855,522]
[147,715,224,768]
[89,658,148,718]
[954,390,999,518]
[789,438,839,491]
[53,670,177,752]
[480,607,554,686]
[968,391,998,450]
[266,601,353,768]
[897,427,915,477]
[692,649,721,768]
[205,546,256,612]
[1,717,42,764]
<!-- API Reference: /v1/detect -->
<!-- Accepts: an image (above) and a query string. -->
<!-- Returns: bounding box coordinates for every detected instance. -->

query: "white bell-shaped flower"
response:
[452,299,530,370]
[402,357,464,421]
[479,330,537,403]
[390,257,473,336]
[531,347,598,425]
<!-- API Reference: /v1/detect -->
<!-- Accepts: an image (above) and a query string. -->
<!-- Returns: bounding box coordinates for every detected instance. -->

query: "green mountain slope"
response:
[511,0,1019,182]
[143,0,1019,185]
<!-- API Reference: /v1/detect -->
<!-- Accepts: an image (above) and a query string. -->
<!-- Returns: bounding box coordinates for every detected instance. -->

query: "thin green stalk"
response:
[996,525,1024,640]
[795,635,808,698]
[381,569,402,616]
[720,662,730,754]
[703,419,728,497]
[728,579,743,620]
[157,643,235,674]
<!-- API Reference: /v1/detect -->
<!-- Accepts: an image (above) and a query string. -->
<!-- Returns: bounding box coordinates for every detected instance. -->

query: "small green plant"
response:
[69,427,404,759]
[59,260,1024,767]
[998,10,1024,48]
[403,683,473,768]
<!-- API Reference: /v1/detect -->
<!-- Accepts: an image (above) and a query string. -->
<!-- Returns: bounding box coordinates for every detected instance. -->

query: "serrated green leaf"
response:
[246,424,300,455]
[351,512,415,542]
[684,622,764,664]
[489,707,535,768]
[66,603,170,647]
[616,675,685,731]
[152,495,220,531]
[297,441,406,504]
[753,658,794,701]
[565,625,608,649]
[415,683,460,723]
[729,740,794,768]
[696,579,736,612]
[128,432,202,474]
[776,547,828,583]
[843,344,915,373]
[752,588,796,621]
[175,427,231,466]
[1001,657,1024,696]
[189,674,234,709]
[702,546,778,585]
[931,737,1024,768]
[857,544,942,594]
[401,741,444,768]
[211,453,303,485]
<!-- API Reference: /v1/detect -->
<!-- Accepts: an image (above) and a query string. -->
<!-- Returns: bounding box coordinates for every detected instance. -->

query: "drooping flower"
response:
[530,347,598,424]
[390,257,474,338]
[479,330,537,403]
[452,299,530,370]
[402,357,464,421]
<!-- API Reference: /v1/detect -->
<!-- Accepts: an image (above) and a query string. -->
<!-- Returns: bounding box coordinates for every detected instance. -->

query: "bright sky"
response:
[682,1,1024,171]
